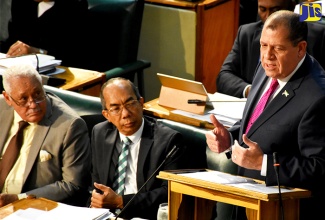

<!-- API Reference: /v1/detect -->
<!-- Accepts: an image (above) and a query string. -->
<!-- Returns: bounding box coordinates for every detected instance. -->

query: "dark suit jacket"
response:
[1,0,88,68]
[217,20,325,98]
[229,55,325,219]
[91,116,184,220]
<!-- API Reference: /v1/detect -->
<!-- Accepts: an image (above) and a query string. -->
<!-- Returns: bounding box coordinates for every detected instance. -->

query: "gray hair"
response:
[264,10,308,46]
[2,64,42,94]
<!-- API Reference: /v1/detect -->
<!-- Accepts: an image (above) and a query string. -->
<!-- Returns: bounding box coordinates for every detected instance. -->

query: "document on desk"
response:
[0,52,62,75]
[3,203,114,220]
[171,92,246,127]
[207,93,246,121]
[178,170,293,194]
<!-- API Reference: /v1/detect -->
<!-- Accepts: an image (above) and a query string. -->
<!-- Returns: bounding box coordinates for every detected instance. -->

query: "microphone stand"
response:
[273,152,284,220]
[114,145,180,220]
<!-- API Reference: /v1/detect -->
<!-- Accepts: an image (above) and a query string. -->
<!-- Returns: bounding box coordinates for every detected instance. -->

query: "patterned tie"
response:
[245,79,279,133]
[0,120,29,191]
[112,137,131,195]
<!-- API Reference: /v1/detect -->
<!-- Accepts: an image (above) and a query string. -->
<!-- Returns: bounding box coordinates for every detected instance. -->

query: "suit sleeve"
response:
[121,128,184,219]
[24,117,91,204]
[217,25,251,98]
[265,97,325,193]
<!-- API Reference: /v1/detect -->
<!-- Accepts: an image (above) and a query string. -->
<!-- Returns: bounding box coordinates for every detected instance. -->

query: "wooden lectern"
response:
[158,170,311,220]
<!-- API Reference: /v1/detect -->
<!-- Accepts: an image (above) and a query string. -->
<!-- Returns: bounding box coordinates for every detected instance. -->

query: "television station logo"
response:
[299,2,322,22]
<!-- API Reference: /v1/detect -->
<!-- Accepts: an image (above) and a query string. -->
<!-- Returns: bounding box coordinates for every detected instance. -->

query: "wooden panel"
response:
[54,66,106,97]
[196,0,239,93]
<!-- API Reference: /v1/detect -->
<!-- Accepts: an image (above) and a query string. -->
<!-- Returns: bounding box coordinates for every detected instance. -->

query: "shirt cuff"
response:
[225,132,234,159]
[243,85,252,98]
[18,193,28,200]
[260,154,267,176]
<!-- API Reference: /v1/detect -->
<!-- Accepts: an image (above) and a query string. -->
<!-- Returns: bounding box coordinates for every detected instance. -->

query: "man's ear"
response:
[297,41,307,58]
[2,91,12,106]
[102,110,110,122]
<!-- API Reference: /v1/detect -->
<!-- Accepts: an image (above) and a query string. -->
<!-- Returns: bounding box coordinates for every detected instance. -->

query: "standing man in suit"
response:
[89,78,184,219]
[217,0,325,98]
[206,10,325,219]
[0,64,91,207]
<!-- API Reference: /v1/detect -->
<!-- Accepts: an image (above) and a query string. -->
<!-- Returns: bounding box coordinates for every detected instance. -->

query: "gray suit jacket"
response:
[91,116,184,220]
[229,55,325,219]
[0,93,91,206]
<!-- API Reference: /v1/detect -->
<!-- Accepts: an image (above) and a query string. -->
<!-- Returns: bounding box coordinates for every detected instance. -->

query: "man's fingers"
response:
[210,114,222,128]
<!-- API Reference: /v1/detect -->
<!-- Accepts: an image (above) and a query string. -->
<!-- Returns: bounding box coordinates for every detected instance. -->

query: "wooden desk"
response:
[0,198,57,219]
[143,98,215,129]
[54,66,106,97]
[158,170,311,220]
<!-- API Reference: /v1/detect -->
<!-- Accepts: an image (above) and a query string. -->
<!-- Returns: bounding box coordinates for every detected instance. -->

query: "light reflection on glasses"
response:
[8,93,46,108]
[108,99,139,115]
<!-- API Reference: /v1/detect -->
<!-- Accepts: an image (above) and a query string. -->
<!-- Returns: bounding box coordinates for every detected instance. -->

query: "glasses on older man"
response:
[8,93,46,107]
[108,99,139,115]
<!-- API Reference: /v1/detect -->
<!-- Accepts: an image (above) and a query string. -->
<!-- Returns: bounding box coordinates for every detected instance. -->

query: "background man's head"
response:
[258,0,295,22]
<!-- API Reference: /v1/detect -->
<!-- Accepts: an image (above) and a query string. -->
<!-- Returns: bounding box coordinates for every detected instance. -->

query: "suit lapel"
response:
[104,127,118,185]
[0,102,14,153]
[243,57,308,138]
[136,118,154,188]
[24,98,52,182]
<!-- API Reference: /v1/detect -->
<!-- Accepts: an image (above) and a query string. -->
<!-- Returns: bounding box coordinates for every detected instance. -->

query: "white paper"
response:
[3,208,46,220]
[179,170,255,184]
[208,93,246,120]
[39,203,114,220]
[3,203,114,220]
[228,182,293,194]
[0,52,61,75]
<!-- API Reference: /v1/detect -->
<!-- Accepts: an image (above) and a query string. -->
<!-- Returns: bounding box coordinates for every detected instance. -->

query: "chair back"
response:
[85,0,145,81]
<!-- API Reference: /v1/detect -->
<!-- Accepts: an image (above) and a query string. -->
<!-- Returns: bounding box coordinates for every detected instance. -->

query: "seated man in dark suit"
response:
[89,78,185,219]
[217,0,325,98]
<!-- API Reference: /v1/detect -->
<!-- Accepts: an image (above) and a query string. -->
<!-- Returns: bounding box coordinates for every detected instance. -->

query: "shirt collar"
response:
[277,55,306,87]
[119,118,144,145]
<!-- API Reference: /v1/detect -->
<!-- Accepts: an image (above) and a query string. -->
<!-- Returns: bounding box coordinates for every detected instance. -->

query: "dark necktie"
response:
[112,137,131,195]
[245,79,279,133]
[0,121,29,191]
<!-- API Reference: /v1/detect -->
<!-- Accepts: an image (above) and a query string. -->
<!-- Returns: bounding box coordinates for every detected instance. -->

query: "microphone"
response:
[273,152,284,220]
[187,99,246,104]
[114,145,180,220]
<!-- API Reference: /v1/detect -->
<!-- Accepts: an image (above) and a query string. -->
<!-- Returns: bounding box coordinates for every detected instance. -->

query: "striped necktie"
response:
[112,137,131,195]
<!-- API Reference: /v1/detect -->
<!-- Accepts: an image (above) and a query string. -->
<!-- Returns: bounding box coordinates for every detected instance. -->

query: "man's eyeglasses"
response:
[108,99,139,115]
[8,93,46,107]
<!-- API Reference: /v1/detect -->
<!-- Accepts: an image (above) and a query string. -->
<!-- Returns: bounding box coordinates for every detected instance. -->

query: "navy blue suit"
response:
[229,55,325,219]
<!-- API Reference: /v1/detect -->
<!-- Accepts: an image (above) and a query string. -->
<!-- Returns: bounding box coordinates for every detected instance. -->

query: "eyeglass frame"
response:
[107,99,140,116]
[8,92,47,108]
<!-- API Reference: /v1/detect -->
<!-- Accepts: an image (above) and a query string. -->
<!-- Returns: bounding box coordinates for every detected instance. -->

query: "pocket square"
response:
[39,150,52,162]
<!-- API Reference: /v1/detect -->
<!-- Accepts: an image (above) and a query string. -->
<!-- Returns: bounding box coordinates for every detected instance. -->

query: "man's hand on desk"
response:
[0,194,18,207]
